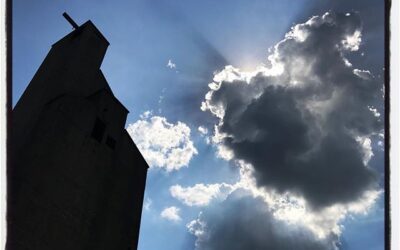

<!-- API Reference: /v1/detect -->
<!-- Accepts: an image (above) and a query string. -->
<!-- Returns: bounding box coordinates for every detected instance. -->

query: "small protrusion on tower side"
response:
[62,12,79,29]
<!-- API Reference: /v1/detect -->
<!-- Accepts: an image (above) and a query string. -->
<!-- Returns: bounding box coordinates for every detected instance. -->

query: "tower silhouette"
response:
[8,13,148,250]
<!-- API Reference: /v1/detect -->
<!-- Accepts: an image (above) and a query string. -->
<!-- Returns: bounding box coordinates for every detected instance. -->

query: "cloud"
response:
[170,183,234,207]
[143,198,152,211]
[181,162,380,241]
[353,69,373,80]
[167,59,177,69]
[198,126,212,144]
[161,206,181,222]
[187,190,339,250]
[197,126,208,135]
[341,29,362,51]
[201,12,383,209]
[127,112,198,172]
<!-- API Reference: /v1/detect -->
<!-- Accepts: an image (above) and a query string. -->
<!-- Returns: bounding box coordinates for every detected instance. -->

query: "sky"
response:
[13,0,386,249]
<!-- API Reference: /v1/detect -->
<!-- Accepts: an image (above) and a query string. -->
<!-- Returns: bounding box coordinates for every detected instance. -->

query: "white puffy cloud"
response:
[161,206,181,222]
[353,69,373,80]
[341,29,362,51]
[143,198,152,211]
[197,126,208,135]
[127,113,198,172]
[368,106,381,117]
[170,183,234,207]
[198,126,211,144]
[167,59,176,69]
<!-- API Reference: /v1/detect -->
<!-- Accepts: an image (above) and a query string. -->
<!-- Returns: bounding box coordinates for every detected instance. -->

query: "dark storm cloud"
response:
[203,12,383,209]
[188,190,338,250]
[292,0,385,88]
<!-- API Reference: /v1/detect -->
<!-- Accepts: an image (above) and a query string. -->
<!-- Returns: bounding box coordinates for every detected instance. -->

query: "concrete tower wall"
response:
[8,18,148,250]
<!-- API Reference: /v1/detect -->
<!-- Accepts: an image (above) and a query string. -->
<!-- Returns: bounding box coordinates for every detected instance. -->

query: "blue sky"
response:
[13,0,385,249]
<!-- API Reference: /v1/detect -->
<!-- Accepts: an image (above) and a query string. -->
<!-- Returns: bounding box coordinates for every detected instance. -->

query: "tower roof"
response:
[53,19,110,47]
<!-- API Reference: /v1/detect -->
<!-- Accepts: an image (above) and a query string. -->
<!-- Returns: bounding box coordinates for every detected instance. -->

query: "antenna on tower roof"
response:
[62,12,79,29]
